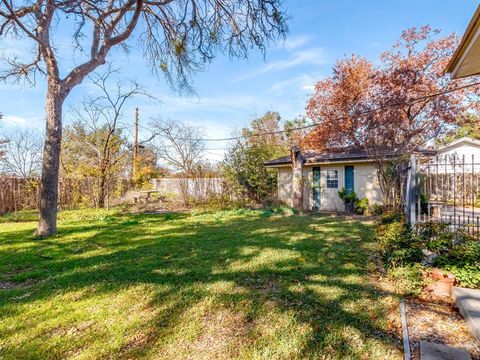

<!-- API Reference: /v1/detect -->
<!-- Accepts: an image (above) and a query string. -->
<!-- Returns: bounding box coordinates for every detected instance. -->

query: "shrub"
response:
[338,188,371,215]
[415,221,453,254]
[376,214,480,290]
[444,264,480,289]
[415,221,449,243]
[354,198,370,215]
[370,204,384,216]
[379,211,403,225]
[338,187,358,212]
[375,218,423,267]
[433,239,480,288]
[388,264,425,296]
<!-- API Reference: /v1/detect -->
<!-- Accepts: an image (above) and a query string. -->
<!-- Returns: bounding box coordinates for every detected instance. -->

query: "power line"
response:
[191,81,480,142]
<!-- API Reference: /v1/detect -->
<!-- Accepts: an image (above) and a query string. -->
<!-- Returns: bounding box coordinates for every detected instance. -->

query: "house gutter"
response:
[265,158,380,168]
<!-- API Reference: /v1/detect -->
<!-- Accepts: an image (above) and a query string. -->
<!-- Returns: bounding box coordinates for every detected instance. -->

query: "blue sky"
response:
[0,0,478,161]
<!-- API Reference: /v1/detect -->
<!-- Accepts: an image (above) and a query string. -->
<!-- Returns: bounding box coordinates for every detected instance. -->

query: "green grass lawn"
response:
[0,208,402,359]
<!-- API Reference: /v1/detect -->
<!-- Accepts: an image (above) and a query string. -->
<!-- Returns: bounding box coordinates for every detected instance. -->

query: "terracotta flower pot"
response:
[426,268,456,298]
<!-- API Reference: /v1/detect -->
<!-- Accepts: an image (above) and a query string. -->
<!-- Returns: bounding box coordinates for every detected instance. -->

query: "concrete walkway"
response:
[453,287,480,345]
[420,341,471,360]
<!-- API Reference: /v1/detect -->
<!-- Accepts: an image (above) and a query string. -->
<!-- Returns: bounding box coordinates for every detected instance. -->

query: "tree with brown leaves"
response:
[304,26,480,207]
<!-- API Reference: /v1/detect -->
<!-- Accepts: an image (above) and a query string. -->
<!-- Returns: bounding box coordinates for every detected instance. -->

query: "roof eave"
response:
[436,137,480,151]
[445,5,480,78]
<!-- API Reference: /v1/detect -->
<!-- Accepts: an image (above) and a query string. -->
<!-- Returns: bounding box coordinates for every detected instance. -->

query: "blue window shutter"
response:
[345,166,354,194]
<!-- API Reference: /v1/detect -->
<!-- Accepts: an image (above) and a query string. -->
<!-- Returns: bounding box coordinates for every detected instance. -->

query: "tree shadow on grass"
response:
[0,212,402,359]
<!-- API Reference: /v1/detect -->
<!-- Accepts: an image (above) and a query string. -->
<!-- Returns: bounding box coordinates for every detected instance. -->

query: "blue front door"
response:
[344,166,354,194]
[312,167,321,210]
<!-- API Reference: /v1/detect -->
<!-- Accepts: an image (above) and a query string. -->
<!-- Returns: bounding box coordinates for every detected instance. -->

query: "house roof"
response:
[436,136,480,152]
[265,147,435,167]
[445,5,480,78]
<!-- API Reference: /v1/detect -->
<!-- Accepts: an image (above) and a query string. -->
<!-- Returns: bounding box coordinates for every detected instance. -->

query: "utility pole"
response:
[133,107,139,185]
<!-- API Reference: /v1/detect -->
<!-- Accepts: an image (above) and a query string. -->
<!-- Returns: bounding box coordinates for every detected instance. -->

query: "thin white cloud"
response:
[2,115,28,126]
[235,47,327,82]
[265,73,321,95]
[283,35,311,51]
[148,93,262,114]
[1,115,43,129]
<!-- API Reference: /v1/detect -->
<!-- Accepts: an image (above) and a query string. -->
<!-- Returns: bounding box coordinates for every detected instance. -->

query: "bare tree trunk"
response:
[98,172,107,208]
[36,85,65,237]
[291,146,304,211]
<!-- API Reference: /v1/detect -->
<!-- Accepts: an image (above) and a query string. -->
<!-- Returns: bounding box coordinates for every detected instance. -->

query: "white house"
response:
[266,137,480,211]
[266,147,389,211]
[431,137,480,173]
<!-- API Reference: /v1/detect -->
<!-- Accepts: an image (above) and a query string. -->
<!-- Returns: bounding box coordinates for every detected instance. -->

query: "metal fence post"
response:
[406,154,417,227]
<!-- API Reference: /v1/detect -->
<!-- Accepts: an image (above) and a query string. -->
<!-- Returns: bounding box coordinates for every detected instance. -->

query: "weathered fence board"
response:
[0,177,130,215]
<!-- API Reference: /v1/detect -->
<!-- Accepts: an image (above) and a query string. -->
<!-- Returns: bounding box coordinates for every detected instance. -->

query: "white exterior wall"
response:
[440,143,480,159]
[276,162,383,211]
[435,142,480,173]
[354,163,383,205]
[278,167,293,207]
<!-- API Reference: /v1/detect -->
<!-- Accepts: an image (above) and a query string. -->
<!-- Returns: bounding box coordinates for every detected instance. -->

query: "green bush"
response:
[354,198,370,215]
[388,264,425,296]
[338,187,358,212]
[433,239,480,288]
[376,213,480,290]
[338,188,371,215]
[370,204,384,216]
[444,264,480,289]
[415,221,449,242]
[375,219,423,267]
[415,221,453,254]
[419,193,429,215]
[379,211,403,225]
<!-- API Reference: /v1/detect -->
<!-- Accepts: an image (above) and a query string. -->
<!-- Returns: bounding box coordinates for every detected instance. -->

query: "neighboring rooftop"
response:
[265,146,435,167]
[437,137,480,152]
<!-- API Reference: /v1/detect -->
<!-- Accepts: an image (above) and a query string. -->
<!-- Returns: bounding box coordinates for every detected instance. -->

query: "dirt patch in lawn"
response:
[50,320,96,337]
[163,309,251,360]
[0,278,38,290]
[406,300,480,360]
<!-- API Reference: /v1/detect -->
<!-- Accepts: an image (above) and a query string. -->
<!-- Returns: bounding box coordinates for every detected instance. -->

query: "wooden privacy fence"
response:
[0,177,39,215]
[0,177,131,215]
[405,154,480,239]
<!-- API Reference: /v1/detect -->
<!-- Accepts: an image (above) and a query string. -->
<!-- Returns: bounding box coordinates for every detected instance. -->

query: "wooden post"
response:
[133,107,139,187]
[291,146,305,211]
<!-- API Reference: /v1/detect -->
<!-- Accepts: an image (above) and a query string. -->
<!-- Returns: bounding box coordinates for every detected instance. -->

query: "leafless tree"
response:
[151,118,205,203]
[0,129,43,177]
[151,118,205,174]
[0,0,287,236]
[65,67,155,207]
